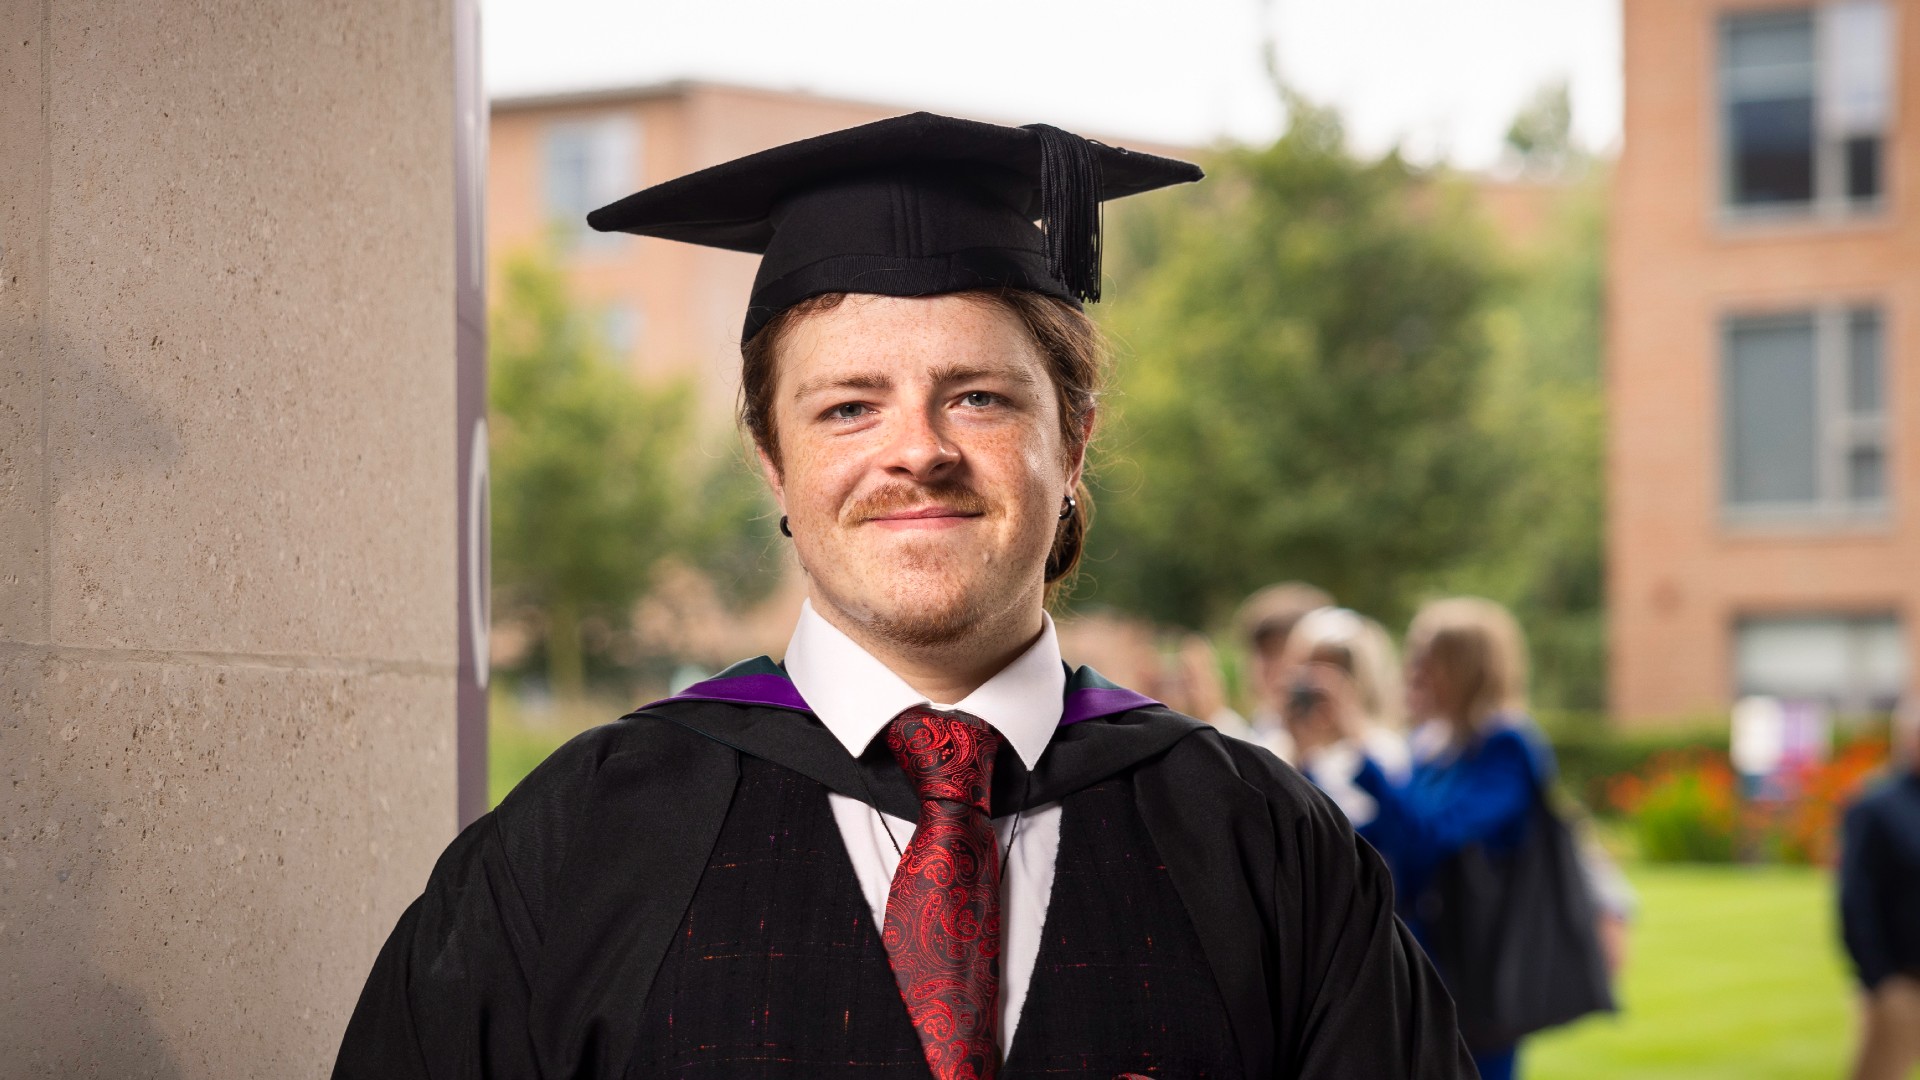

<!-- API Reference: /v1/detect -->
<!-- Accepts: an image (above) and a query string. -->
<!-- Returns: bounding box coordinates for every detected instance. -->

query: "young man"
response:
[334,114,1473,1079]
[1840,702,1920,1080]
[1235,581,1335,762]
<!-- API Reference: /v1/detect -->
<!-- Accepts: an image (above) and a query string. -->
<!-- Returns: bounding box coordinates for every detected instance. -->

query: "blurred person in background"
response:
[1311,597,1611,1080]
[1157,632,1255,741]
[1840,699,1920,1080]
[1235,581,1335,761]
[1285,607,1412,826]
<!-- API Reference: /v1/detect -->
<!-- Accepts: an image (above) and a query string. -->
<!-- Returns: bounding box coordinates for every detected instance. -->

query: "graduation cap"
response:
[586,112,1204,343]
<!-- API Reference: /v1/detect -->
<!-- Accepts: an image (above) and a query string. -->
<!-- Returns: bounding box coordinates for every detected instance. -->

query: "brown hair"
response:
[1406,597,1530,732]
[1234,582,1337,653]
[739,289,1106,592]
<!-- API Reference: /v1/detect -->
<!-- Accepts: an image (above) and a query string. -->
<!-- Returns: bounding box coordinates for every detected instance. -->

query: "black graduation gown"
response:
[332,659,1476,1079]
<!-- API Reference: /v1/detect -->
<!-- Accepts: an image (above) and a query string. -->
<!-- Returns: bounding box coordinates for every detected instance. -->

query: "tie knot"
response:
[885,706,999,814]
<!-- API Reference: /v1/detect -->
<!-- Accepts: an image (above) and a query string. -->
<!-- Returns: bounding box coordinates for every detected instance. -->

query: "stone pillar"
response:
[1,2,457,1076]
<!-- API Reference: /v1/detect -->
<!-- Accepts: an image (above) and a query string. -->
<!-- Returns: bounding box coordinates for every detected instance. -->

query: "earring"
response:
[1058,494,1077,521]
[779,515,792,538]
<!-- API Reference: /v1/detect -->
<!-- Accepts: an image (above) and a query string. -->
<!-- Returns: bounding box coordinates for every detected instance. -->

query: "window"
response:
[1735,613,1906,711]
[543,116,639,248]
[1719,1,1892,215]
[1723,306,1887,520]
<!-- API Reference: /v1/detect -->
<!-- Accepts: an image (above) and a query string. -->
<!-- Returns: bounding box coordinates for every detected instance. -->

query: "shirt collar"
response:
[782,598,1064,770]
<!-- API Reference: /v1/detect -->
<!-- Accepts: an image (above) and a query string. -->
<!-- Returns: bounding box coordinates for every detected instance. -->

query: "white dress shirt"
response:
[782,599,1064,1055]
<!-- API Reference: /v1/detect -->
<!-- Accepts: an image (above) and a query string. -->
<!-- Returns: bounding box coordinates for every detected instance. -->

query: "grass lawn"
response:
[486,710,1861,1077]
[1527,864,1856,1080]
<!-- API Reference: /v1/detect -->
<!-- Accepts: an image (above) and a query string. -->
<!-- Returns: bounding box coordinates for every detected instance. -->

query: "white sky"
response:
[482,0,1621,170]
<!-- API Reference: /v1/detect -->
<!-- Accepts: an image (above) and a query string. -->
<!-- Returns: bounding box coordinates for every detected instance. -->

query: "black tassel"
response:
[1024,123,1103,303]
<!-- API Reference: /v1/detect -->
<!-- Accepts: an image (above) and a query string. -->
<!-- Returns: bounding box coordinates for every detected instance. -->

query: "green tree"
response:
[1445,175,1609,710]
[1084,103,1507,630]
[489,248,733,697]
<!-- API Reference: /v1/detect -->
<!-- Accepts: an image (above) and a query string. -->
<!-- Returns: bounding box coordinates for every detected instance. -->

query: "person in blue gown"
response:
[1299,597,1552,1080]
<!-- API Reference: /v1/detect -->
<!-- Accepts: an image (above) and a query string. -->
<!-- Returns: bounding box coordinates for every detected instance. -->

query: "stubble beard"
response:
[817,528,1049,655]
[804,475,1055,656]
[825,480,1011,650]
[851,546,995,650]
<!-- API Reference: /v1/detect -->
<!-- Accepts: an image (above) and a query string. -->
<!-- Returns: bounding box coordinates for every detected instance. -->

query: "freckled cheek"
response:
[1013,437,1068,505]
[781,442,863,519]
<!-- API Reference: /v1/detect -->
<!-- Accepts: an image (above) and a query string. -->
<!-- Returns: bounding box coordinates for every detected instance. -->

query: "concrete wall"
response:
[1,2,457,1075]
[1609,0,1920,723]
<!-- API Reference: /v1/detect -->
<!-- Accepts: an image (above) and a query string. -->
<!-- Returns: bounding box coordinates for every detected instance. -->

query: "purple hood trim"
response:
[651,673,812,713]
[1058,686,1161,725]
[647,673,1160,727]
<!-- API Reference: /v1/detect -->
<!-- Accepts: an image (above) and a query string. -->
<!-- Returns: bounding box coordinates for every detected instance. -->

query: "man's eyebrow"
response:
[791,372,893,400]
[926,362,1039,388]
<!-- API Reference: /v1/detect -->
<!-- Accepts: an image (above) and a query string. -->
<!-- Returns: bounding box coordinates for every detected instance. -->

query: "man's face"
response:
[759,294,1084,648]
[1253,633,1294,708]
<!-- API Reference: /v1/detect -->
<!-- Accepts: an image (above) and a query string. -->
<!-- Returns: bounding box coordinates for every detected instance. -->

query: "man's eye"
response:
[827,402,870,420]
[960,391,998,408]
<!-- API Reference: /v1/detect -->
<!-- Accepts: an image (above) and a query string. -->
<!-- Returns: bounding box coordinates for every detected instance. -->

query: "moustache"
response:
[845,482,991,523]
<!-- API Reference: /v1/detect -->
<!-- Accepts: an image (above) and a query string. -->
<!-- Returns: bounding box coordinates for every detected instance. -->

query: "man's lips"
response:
[864,506,985,529]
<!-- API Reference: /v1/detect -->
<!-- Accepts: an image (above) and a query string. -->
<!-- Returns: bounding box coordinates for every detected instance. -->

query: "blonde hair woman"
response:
[1404,597,1529,749]
[1320,597,1553,1080]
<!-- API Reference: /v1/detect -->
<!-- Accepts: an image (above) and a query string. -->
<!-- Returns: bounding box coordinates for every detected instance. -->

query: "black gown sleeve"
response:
[1224,737,1477,1079]
[331,713,743,1080]
[331,811,544,1079]
[331,722,620,1079]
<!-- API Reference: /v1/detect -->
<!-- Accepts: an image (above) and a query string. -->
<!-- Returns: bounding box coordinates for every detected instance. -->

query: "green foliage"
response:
[1629,761,1741,864]
[683,442,786,609]
[1544,714,1730,815]
[1086,106,1508,631]
[1085,95,1610,710]
[1443,177,1609,709]
[489,246,771,695]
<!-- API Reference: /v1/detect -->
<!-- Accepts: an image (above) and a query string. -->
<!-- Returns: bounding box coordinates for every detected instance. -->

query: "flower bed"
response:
[1602,737,1889,865]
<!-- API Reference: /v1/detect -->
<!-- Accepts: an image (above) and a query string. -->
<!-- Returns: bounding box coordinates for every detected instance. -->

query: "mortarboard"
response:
[586,112,1203,343]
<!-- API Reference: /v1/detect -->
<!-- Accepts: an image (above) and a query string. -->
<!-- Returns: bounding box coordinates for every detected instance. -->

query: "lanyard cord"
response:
[858,759,1032,870]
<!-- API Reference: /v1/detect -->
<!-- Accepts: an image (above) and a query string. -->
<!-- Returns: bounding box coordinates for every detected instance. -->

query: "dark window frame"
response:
[1716,2,1892,221]
[1721,304,1890,525]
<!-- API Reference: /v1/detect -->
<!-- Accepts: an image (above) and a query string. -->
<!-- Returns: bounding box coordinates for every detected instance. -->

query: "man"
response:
[1235,582,1335,762]
[1840,701,1920,1080]
[334,114,1472,1079]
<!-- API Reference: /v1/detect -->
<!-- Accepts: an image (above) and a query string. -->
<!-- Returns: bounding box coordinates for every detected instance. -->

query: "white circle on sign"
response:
[467,415,491,690]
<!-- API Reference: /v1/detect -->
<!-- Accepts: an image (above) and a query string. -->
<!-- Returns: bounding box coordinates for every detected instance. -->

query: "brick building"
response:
[1610,0,1914,722]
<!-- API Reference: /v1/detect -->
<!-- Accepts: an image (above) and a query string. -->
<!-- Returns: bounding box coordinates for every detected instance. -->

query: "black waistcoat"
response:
[631,755,1243,1079]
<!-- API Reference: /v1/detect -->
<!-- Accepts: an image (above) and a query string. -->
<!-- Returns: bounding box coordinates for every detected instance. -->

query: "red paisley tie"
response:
[882,706,1003,1080]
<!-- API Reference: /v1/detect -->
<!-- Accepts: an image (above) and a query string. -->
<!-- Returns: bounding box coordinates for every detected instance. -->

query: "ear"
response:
[1064,403,1096,490]
[755,442,787,514]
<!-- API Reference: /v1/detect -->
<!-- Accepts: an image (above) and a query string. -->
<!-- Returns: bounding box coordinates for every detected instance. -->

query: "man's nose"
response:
[881,405,960,481]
